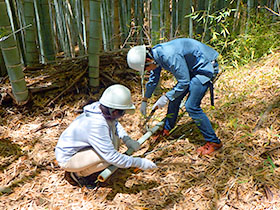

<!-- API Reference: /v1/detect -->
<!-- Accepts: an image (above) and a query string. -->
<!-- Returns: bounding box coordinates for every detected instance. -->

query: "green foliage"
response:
[0,28,10,39]
[228,18,280,65]
[186,5,280,67]
[264,155,277,173]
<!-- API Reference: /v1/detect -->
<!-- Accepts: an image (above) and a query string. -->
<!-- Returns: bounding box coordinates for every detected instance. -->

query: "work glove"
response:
[152,95,169,110]
[122,136,141,152]
[140,101,147,116]
[134,157,157,170]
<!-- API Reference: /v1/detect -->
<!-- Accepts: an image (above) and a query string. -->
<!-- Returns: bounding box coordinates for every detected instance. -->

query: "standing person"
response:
[127,38,222,155]
[55,84,157,189]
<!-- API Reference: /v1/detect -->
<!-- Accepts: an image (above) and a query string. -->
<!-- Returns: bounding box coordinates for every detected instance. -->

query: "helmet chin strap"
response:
[141,70,145,98]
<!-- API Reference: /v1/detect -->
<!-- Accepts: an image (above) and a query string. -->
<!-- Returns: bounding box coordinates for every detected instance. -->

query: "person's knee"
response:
[185,102,196,113]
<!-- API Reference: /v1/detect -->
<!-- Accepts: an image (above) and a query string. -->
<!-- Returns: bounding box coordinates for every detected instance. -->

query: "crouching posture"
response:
[55,84,157,188]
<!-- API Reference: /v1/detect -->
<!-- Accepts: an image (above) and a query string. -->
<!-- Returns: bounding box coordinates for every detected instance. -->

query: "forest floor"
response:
[0,50,280,210]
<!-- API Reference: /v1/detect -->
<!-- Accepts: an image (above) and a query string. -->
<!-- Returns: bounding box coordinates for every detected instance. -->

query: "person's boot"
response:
[64,171,79,186]
[152,129,170,141]
[197,142,222,155]
[69,172,97,189]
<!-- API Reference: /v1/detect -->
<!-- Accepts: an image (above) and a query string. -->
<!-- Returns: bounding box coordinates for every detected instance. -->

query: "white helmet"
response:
[99,84,135,114]
[127,45,146,75]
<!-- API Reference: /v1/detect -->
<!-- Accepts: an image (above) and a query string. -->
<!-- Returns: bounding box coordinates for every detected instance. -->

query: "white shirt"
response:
[55,102,139,168]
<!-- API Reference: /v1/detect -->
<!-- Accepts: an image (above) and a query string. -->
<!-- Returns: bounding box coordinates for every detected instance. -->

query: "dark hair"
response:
[146,47,153,59]
[99,104,124,120]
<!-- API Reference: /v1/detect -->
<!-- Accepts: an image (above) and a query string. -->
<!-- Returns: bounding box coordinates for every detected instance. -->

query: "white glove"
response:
[140,101,147,116]
[122,136,141,151]
[152,95,169,110]
[134,157,157,170]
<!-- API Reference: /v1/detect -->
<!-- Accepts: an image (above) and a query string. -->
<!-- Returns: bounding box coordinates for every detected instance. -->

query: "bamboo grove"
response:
[0,0,279,104]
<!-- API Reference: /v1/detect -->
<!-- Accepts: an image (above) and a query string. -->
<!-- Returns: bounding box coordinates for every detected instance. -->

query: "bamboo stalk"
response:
[34,0,55,63]
[0,49,7,76]
[23,0,39,65]
[97,120,165,182]
[88,0,101,88]
[0,0,28,103]
[113,0,121,49]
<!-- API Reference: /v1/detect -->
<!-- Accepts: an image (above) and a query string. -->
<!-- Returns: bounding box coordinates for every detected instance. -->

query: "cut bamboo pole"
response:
[97,120,164,182]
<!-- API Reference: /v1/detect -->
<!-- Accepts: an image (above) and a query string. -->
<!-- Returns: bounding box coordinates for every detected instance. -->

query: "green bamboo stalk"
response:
[80,0,87,53]
[23,0,39,65]
[0,0,28,103]
[0,49,7,76]
[72,0,85,55]
[181,0,193,37]
[201,0,211,42]
[273,0,279,21]
[245,0,253,35]
[83,0,90,49]
[100,1,107,51]
[113,0,121,49]
[151,0,161,96]
[34,0,55,62]
[177,0,183,34]
[119,0,127,43]
[88,0,101,88]
[101,0,112,50]
[160,0,164,41]
[215,0,225,10]
[138,0,144,44]
[126,0,131,37]
[164,0,171,39]
[152,0,160,44]
[7,0,25,62]
[101,0,109,51]
[171,0,176,38]
[233,0,241,33]
[64,0,76,57]
[53,0,71,57]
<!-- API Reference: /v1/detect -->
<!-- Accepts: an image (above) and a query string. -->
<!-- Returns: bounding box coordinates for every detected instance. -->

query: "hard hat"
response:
[99,84,135,114]
[127,45,146,75]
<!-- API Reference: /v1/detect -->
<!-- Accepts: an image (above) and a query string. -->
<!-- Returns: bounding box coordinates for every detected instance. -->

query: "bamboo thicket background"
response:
[0,0,279,104]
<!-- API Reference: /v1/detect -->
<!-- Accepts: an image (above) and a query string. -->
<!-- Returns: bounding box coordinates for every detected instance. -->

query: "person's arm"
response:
[88,119,151,169]
[115,121,128,139]
[144,66,162,99]
[116,121,140,151]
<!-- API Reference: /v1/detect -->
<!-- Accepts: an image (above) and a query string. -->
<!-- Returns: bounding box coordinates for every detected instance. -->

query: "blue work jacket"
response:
[145,38,219,101]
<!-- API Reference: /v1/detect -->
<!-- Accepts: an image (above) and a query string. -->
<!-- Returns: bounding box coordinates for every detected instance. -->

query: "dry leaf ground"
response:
[0,51,279,210]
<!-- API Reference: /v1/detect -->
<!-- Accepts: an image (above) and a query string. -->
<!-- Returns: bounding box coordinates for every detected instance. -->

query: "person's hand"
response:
[134,157,157,170]
[123,136,141,151]
[152,95,169,110]
[140,101,147,116]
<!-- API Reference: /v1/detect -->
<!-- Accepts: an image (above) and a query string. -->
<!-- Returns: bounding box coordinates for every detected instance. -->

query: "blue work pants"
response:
[164,77,220,144]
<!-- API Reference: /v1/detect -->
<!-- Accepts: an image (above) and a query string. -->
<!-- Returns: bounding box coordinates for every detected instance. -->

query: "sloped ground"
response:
[0,51,279,210]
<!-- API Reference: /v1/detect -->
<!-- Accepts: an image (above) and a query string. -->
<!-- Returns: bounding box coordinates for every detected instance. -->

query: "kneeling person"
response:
[55,84,157,188]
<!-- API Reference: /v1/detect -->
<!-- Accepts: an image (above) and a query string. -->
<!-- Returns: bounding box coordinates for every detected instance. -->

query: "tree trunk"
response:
[113,0,121,49]
[0,0,29,103]
[88,0,101,88]
[34,0,55,63]
[0,49,7,76]
[23,0,39,66]
[152,0,160,44]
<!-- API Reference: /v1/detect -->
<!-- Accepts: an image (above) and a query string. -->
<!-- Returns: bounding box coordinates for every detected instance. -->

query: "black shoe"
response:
[70,172,97,189]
